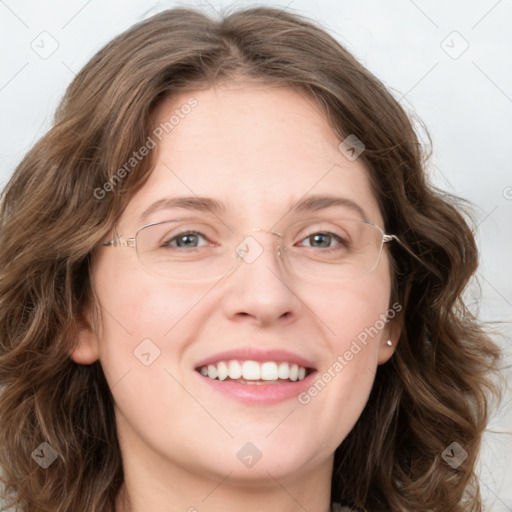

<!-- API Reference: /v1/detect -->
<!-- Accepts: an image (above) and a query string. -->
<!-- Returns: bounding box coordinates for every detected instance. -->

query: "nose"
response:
[234,228,283,263]
[221,229,299,326]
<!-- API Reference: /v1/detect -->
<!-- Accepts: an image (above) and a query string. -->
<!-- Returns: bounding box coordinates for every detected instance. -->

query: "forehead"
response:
[122,84,383,228]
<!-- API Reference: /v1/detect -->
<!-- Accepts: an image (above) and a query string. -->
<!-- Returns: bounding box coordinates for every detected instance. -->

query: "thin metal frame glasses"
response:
[101,216,400,282]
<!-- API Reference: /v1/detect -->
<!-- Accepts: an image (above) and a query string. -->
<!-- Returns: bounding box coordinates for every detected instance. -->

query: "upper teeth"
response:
[198,360,308,382]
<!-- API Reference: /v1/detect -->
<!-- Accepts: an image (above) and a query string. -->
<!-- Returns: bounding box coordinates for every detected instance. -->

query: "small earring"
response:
[386,340,393,347]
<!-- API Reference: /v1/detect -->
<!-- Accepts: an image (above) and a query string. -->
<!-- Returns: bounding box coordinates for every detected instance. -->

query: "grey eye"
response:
[299,232,347,249]
[164,231,209,249]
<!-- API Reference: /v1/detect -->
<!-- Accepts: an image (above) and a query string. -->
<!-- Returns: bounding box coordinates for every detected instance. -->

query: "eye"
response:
[163,230,211,249]
[297,231,348,250]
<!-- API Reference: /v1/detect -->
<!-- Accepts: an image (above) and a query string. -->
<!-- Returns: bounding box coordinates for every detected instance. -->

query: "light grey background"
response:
[1,0,511,510]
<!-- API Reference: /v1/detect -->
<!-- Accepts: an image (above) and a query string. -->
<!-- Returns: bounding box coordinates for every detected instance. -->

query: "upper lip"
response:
[194,347,317,370]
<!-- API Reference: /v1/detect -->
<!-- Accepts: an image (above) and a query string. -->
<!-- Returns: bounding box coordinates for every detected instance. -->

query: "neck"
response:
[116,483,334,512]
[115,442,334,512]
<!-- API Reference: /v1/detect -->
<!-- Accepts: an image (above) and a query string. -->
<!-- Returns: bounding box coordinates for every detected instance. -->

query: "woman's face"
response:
[73,84,398,495]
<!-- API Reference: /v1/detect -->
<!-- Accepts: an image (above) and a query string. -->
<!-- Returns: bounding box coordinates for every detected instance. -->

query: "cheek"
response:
[295,271,392,428]
[90,272,204,446]
[305,268,392,350]
[91,259,202,377]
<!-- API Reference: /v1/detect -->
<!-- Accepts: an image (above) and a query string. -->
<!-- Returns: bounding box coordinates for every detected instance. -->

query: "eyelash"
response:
[164,230,347,250]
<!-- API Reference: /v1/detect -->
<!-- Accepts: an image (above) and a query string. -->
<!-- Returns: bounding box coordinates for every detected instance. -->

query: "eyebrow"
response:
[138,194,369,223]
[292,194,369,221]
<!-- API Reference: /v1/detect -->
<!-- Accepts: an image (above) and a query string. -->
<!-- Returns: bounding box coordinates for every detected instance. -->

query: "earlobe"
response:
[69,314,99,365]
[377,321,401,365]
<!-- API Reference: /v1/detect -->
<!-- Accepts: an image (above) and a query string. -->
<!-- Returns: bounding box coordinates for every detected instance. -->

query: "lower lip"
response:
[195,371,317,404]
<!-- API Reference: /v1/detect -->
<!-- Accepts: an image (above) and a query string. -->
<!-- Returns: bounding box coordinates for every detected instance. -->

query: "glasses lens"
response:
[282,218,385,280]
[135,218,234,280]
[135,218,386,281]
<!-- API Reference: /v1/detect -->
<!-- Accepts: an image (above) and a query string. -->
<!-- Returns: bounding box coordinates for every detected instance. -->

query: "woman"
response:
[0,6,503,512]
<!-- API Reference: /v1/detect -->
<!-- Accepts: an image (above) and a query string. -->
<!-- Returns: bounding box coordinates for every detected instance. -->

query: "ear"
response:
[377,316,401,365]
[69,312,99,365]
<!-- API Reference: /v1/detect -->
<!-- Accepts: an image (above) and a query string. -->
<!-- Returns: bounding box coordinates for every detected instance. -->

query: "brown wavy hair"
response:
[0,6,503,512]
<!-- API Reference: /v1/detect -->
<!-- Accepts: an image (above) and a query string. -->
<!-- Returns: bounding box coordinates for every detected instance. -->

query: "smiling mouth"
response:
[196,360,314,383]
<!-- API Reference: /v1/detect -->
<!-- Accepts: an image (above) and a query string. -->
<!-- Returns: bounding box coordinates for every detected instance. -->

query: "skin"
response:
[71,83,399,512]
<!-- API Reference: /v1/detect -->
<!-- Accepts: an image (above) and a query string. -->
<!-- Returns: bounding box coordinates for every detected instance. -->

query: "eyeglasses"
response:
[101,216,400,282]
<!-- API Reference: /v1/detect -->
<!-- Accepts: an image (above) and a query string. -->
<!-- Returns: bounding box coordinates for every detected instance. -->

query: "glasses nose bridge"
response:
[237,227,284,260]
